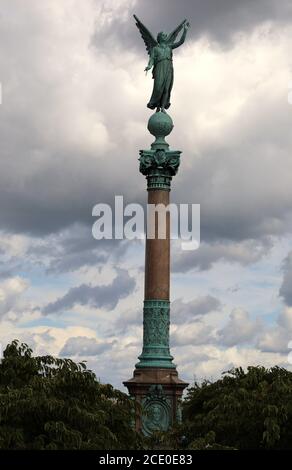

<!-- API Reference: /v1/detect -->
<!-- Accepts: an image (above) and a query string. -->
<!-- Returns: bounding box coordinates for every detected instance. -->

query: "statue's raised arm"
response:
[133,15,190,112]
[167,19,189,48]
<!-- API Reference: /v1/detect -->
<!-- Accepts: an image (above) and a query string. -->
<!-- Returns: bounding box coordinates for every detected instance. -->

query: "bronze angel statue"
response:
[134,15,190,113]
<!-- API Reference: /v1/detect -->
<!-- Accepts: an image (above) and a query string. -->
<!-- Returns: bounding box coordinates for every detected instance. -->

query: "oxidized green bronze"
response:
[141,385,172,435]
[134,14,190,112]
[136,300,175,369]
[139,148,181,190]
[147,112,174,149]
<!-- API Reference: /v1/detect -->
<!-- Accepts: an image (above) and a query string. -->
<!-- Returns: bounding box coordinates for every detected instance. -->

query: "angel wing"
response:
[166,19,187,45]
[133,14,157,55]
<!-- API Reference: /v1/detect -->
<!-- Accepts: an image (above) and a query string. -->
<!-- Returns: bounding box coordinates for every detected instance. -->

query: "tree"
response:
[0,340,142,450]
[179,366,292,450]
[2,342,292,450]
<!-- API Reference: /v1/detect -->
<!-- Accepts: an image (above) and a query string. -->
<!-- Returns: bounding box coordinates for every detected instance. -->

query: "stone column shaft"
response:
[145,189,170,300]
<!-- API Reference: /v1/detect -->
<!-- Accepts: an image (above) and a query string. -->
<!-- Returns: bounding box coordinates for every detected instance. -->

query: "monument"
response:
[123,15,190,435]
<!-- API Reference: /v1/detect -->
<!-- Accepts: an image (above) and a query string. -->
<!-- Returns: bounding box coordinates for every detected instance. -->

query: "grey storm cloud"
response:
[172,238,273,273]
[279,252,292,306]
[60,336,116,357]
[96,0,292,50]
[1,224,131,278]
[0,267,20,280]
[43,269,136,314]
[0,0,292,273]
[43,225,129,274]
[172,295,221,324]
[27,224,108,273]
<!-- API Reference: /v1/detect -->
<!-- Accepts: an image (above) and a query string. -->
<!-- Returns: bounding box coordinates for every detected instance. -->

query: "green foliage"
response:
[180,366,292,450]
[2,344,292,450]
[145,428,236,450]
[0,340,142,450]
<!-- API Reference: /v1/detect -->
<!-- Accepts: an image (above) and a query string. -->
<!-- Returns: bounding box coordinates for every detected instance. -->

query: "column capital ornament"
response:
[139,148,181,190]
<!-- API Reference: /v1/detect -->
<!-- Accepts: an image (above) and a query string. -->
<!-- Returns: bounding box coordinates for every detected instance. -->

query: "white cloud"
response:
[257,308,292,353]
[278,307,292,330]
[176,344,289,384]
[60,335,117,356]
[257,327,290,354]
[0,277,29,319]
[171,321,215,347]
[217,308,262,346]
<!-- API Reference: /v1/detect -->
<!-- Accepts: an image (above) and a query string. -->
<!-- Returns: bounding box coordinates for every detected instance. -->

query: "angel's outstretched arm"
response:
[171,24,189,49]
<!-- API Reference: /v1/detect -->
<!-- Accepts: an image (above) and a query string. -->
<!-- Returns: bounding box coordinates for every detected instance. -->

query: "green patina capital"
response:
[139,148,181,190]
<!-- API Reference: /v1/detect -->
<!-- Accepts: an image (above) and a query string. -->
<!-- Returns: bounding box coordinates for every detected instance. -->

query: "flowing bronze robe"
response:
[147,45,174,110]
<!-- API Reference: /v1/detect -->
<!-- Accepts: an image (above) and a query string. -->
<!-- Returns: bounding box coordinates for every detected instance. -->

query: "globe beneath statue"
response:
[147,112,174,149]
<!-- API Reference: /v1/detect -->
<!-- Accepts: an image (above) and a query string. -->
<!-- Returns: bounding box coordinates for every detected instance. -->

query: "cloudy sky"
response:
[1,0,292,389]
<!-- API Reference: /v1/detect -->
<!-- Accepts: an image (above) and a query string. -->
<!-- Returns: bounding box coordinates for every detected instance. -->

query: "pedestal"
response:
[124,368,187,435]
